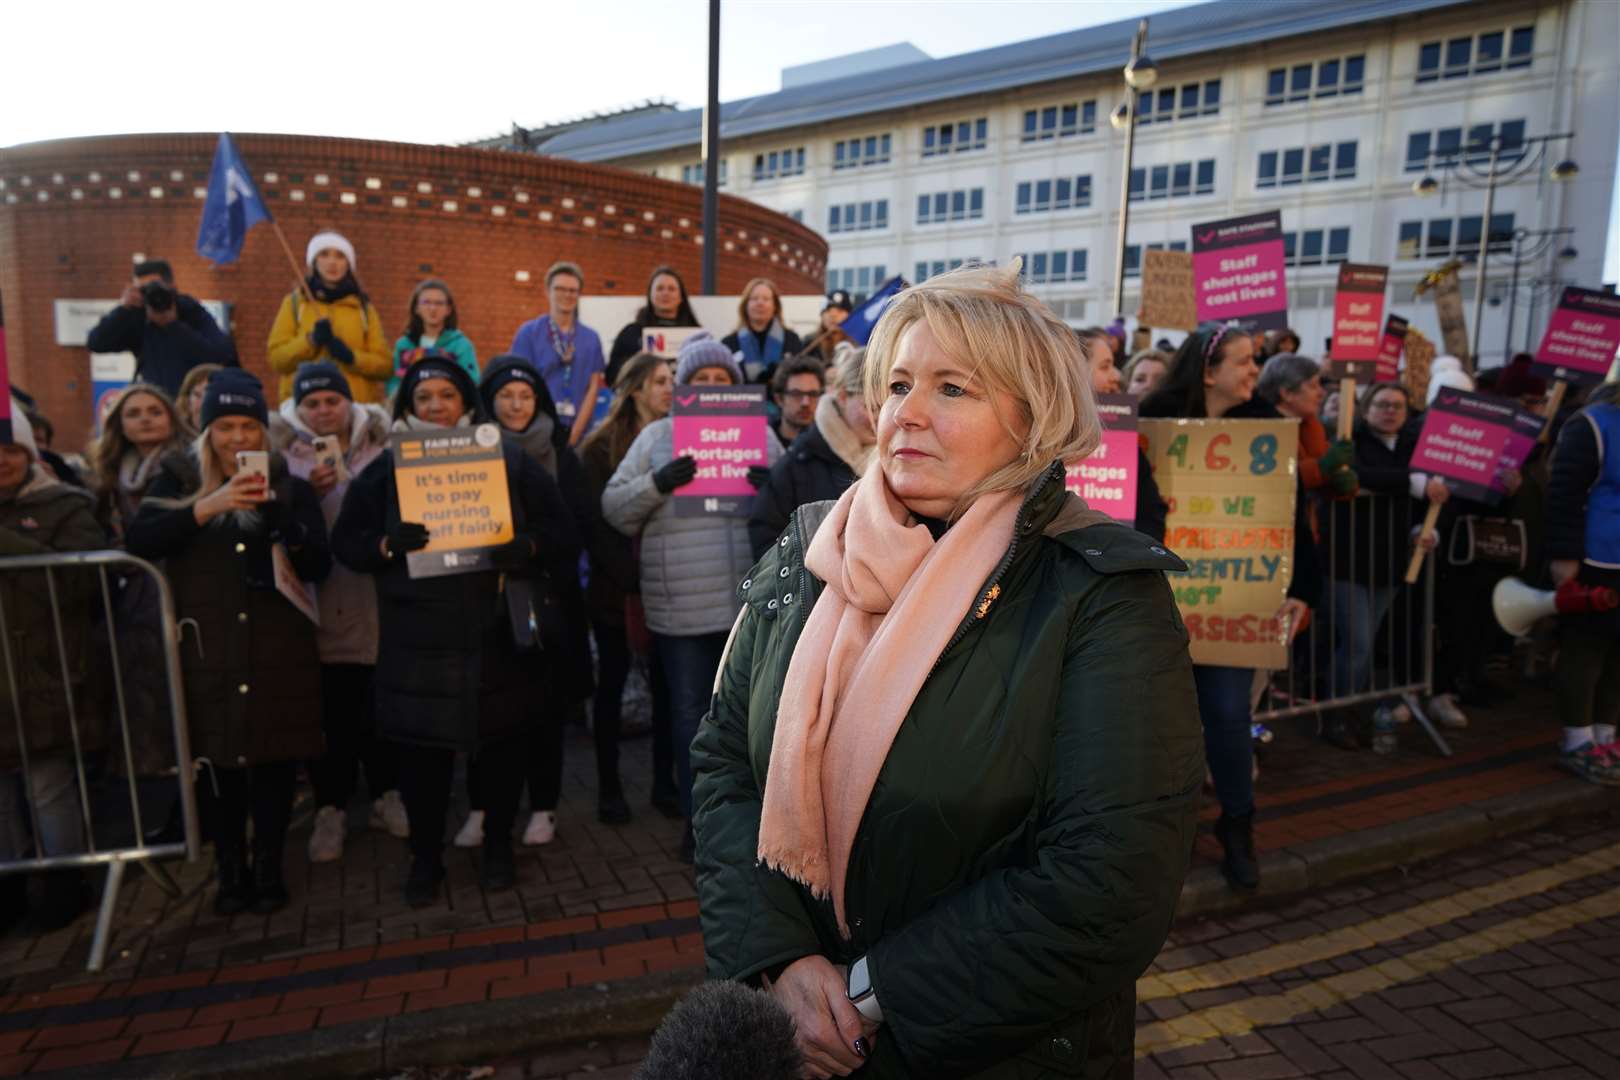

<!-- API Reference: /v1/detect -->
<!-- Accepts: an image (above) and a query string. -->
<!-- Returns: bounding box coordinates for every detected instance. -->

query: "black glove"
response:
[488,536,536,572]
[385,521,431,556]
[327,338,355,366]
[311,319,335,346]
[747,465,771,490]
[653,456,698,494]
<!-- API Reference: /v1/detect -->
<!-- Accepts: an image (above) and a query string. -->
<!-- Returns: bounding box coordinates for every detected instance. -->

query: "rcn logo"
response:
[704,498,720,513]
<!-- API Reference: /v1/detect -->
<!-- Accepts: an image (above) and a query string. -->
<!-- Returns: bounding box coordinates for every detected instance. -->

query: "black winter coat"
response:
[607,315,699,386]
[747,421,856,557]
[580,433,639,627]
[1329,423,1424,585]
[85,296,239,398]
[330,438,581,751]
[125,452,330,767]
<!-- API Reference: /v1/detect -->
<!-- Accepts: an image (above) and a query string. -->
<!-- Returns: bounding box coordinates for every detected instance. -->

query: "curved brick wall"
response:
[0,132,827,447]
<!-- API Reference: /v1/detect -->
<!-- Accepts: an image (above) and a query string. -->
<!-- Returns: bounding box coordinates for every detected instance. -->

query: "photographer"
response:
[86,259,239,398]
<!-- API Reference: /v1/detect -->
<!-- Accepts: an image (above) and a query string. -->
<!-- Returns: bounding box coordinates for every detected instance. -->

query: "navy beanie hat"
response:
[200,369,269,429]
[394,352,478,421]
[478,355,542,414]
[293,360,353,404]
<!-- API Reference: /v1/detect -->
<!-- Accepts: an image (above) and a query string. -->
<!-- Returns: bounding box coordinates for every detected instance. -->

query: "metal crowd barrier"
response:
[0,551,199,971]
[1254,491,1452,757]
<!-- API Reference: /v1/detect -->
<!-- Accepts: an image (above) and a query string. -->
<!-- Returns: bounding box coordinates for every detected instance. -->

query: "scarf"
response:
[509,412,559,478]
[307,272,363,305]
[756,470,1021,935]
[813,394,874,477]
[736,319,786,381]
[118,445,167,495]
[392,413,473,433]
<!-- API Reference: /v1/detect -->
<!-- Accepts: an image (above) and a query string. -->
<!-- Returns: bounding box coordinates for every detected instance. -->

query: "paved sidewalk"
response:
[0,683,1614,1076]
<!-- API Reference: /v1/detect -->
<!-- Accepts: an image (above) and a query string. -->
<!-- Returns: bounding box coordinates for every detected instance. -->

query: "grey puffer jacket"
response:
[602,416,782,637]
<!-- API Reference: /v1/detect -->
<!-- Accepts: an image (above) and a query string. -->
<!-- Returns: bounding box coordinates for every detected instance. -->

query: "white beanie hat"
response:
[305,231,357,273]
[5,397,39,462]
[1426,355,1475,405]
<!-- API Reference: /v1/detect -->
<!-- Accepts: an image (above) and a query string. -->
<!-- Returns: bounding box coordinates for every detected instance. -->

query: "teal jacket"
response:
[389,328,478,400]
[691,464,1203,1079]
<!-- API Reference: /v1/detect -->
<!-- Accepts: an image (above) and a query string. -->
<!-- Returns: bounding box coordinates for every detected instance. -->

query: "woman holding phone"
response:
[126,370,331,916]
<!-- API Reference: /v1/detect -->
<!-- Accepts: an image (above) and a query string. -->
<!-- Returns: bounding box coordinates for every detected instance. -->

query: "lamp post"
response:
[1411,130,1578,372]
[1110,19,1157,320]
[699,0,721,295]
[1496,227,1576,360]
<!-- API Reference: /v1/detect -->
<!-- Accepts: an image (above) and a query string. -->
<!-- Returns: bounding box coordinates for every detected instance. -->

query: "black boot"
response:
[250,838,289,915]
[404,853,446,908]
[213,839,254,916]
[1214,813,1260,891]
[598,777,631,826]
[482,834,515,891]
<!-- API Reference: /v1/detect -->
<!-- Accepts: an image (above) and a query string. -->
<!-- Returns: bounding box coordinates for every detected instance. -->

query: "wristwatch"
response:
[846,954,883,1023]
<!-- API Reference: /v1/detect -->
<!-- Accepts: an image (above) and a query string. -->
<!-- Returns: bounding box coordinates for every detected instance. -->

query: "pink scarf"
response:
[756,470,1020,934]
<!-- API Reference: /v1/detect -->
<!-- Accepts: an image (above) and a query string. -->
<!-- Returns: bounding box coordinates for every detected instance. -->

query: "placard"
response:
[91,352,137,435]
[390,424,515,578]
[1142,419,1299,668]
[1138,250,1198,332]
[1325,264,1389,381]
[1065,393,1138,524]
[671,386,768,516]
[1403,328,1436,405]
[1190,211,1288,331]
[643,326,702,360]
[1409,387,1538,504]
[1532,286,1620,386]
[1431,271,1470,362]
[1375,314,1409,383]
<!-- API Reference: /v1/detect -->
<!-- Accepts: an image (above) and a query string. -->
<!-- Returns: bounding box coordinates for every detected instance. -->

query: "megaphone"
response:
[1493,577,1556,638]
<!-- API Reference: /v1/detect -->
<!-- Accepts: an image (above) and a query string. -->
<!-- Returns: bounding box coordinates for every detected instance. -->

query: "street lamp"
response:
[1490,226,1577,359]
[1410,129,1577,371]
[1111,19,1153,320]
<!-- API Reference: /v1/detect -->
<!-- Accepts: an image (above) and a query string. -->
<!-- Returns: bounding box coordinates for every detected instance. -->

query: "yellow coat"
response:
[266,291,392,405]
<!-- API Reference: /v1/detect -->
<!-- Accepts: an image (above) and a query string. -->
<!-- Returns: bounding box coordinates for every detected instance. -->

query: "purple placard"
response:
[1066,393,1138,524]
[1190,210,1289,331]
[1410,387,1537,504]
[1532,286,1620,386]
[671,385,768,516]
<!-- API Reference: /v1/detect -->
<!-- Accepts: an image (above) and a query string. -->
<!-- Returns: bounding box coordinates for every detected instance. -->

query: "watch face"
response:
[848,958,872,999]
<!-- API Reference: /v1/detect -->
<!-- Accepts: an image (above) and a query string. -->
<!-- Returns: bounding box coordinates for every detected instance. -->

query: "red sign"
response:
[1375,314,1409,383]
[1532,286,1620,386]
[1326,264,1389,380]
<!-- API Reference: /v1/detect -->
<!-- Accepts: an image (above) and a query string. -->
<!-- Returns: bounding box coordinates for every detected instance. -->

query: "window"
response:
[1396,213,1515,259]
[1418,26,1533,81]
[1266,54,1365,105]
[913,258,975,283]
[680,161,727,186]
[1196,160,1215,194]
[1334,142,1357,179]
[1124,245,1142,279]
[1398,221,1423,259]
[1405,132,1431,172]
[1308,145,1331,182]
[825,265,888,302]
[1258,151,1278,188]
[1136,79,1221,125]
[753,147,805,181]
[1150,165,1168,199]
[1406,120,1527,172]
[917,188,985,224]
[1280,228,1350,267]
[1281,149,1304,185]
[1021,100,1097,141]
[1013,175,1091,214]
[1128,160,1213,202]
[1014,249,1089,285]
[827,199,888,234]
[1328,227,1351,262]
[832,133,891,170]
[922,117,988,157]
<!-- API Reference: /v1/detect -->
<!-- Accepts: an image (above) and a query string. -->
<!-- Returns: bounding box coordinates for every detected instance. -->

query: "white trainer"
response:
[453,810,485,848]
[522,811,557,847]
[371,790,410,838]
[308,805,346,863]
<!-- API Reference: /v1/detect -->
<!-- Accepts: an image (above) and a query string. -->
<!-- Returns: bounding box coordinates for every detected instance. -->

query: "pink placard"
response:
[671,386,768,516]
[1409,388,1535,504]
[1191,211,1289,331]
[1327,264,1388,380]
[1066,393,1138,524]
[1375,314,1409,383]
[1532,287,1620,385]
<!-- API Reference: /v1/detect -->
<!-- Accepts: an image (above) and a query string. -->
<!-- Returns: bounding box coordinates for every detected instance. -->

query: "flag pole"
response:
[270,221,313,302]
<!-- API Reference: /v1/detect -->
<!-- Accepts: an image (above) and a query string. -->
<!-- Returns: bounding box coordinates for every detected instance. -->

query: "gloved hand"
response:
[327,338,355,365]
[311,319,335,347]
[1320,439,1354,475]
[385,521,431,556]
[488,536,536,572]
[747,465,771,490]
[1329,467,1360,497]
[653,456,698,494]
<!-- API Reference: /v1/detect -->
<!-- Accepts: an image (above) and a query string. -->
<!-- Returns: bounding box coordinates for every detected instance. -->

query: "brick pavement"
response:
[0,683,1607,1075]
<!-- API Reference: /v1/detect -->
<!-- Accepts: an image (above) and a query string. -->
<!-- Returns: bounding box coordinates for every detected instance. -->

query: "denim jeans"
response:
[652,631,730,818]
[0,757,87,861]
[1192,665,1255,819]
[1330,581,1398,698]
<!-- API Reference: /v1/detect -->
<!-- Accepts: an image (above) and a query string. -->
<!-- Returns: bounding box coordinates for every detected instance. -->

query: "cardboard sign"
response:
[390,424,516,578]
[1375,314,1409,383]
[1403,328,1436,405]
[1142,418,1299,668]
[1409,388,1538,504]
[1532,286,1620,386]
[1431,271,1471,362]
[1325,264,1389,381]
[671,385,769,516]
[1190,211,1288,331]
[643,326,702,360]
[1066,393,1138,524]
[1138,250,1198,332]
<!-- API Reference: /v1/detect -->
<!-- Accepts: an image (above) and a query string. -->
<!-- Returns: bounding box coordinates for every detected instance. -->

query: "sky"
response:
[3,0,1616,280]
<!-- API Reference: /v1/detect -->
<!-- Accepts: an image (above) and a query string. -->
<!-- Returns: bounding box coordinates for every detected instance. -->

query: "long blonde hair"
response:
[734,277,783,331]
[89,383,184,493]
[145,420,269,532]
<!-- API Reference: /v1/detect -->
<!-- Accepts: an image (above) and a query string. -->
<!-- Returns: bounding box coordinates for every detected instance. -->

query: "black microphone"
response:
[634,979,804,1080]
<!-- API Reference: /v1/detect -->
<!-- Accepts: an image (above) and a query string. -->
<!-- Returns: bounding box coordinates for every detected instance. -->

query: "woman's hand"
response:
[1418,528,1439,553]
[766,956,875,1079]
[1425,477,1450,505]
[194,470,269,525]
[308,462,339,499]
[1498,468,1522,496]
[1275,598,1310,644]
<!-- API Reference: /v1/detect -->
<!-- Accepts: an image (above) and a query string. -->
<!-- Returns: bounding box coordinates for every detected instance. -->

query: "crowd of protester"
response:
[1,235,1616,939]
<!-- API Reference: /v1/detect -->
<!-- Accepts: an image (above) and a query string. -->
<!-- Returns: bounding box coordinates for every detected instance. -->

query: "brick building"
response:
[0,132,826,448]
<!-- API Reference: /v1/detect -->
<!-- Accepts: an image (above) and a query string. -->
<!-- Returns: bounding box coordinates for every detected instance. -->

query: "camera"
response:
[140,280,176,312]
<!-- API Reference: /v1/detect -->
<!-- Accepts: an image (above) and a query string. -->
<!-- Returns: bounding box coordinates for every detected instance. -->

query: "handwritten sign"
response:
[1403,327,1436,405]
[1066,393,1138,524]
[1325,264,1389,381]
[1532,286,1620,386]
[1431,270,1470,362]
[1142,419,1298,668]
[1409,388,1538,504]
[643,326,702,360]
[390,424,515,578]
[671,386,769,517]
[1191,211,1288,331]
[1375,314,1409,383]
[1138,250,1197,331]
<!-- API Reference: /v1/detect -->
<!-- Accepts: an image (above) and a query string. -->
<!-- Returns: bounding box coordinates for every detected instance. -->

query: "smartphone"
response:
[311,436,348,482]
[236,450,270,490]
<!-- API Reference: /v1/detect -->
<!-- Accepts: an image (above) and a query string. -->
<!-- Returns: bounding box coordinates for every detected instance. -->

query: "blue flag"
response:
[838,276,905,346]
[196,133,272,265]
